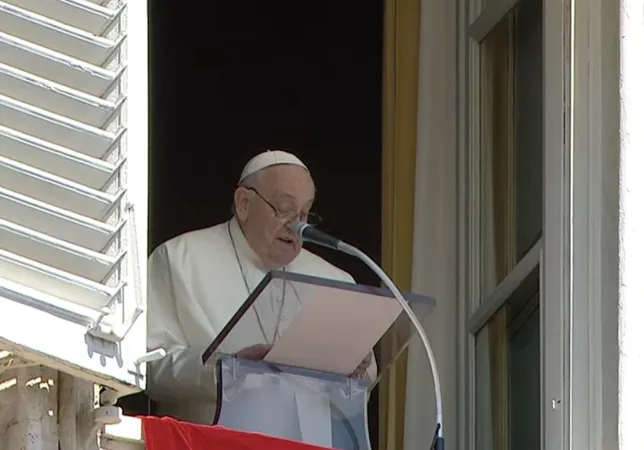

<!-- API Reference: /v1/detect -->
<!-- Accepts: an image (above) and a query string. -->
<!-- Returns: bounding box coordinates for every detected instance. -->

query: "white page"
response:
[264,286,402,375]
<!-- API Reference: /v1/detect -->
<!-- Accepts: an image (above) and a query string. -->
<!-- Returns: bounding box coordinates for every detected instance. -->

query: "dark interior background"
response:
[148,1,384,283]
[127,0,384,443]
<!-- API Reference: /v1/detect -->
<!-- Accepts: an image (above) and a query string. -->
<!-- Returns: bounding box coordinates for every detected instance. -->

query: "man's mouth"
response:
[277,236,295,244]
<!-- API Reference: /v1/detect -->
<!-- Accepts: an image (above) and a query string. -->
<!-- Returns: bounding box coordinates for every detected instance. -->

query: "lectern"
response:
[202,271,434,450]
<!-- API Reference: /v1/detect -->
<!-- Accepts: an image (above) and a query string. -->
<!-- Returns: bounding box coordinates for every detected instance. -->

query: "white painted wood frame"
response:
[457,0,575,449]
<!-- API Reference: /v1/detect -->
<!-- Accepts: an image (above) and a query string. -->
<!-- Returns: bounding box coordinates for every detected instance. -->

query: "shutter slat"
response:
[0,32,120,96]
[0,127,120,189]
[0,249,121,310]
[0,94,122,158]
[0,156,121,220]
[0,187,122,252]
[0,276,102,325]
[0,2,122,66]
[84,0,111,6]
[0,62,122,127]
[3,0,123,36]
[0,219,123,283]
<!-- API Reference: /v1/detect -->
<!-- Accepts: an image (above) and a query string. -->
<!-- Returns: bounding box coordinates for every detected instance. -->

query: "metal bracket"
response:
[130,348,166,382]
[134,348,166,371]
[87,306,144,343]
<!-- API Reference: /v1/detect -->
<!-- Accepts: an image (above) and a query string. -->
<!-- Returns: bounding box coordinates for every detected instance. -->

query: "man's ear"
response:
[234,187,250,222]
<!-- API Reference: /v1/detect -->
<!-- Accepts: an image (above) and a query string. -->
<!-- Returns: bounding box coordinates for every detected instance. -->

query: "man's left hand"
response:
[349,353,372,380]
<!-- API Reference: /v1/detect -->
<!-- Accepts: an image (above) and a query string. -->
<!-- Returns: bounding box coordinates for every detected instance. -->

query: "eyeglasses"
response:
[244,186,322,226]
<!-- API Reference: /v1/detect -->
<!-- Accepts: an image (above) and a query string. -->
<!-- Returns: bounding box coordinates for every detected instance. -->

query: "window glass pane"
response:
[514,0,543,261]
[479,14,513,300]
[475,317,507,450]
[509,303,540,450]
[479,0,543,302]
[475,274,540,450]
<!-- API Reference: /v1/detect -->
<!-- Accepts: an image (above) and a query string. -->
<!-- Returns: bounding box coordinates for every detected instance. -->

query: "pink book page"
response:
[264,286,402,375]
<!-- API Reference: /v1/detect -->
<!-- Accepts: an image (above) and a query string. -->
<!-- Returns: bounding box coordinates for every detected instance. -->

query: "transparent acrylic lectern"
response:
[202,270,434,450]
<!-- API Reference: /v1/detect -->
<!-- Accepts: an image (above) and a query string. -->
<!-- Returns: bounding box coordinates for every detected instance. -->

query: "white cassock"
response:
[146,216,377,426]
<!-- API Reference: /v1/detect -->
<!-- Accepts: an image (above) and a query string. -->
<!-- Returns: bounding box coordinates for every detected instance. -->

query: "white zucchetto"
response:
[239,150,309,183]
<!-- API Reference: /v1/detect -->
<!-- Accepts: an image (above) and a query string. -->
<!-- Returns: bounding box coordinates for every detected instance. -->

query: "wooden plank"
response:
[0,366,58,450]
[58,372,100,450]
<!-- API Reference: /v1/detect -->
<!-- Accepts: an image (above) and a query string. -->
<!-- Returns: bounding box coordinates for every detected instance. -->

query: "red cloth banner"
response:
[141,416,332,450]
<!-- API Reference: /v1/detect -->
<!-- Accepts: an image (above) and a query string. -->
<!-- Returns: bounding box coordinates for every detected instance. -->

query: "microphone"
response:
[292,222,445,450]
[292,222,342,250]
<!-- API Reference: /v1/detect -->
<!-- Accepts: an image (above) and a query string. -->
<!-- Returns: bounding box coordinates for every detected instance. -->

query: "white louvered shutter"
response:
[0,0,149,394]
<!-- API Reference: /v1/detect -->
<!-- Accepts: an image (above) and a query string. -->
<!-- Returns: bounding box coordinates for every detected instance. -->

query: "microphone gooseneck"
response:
[293,222,341,250]
[292,222,445,450]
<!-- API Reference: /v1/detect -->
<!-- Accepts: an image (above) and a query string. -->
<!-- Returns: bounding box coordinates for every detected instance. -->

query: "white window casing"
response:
[0,0,149,395]
[460,0,633,449]
[459,0,571,449]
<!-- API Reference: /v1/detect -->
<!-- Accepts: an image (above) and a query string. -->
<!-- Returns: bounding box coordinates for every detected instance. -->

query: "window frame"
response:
[457,0,572,448]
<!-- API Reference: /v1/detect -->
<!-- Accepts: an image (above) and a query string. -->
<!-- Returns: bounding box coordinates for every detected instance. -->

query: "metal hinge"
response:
[87,305,144,343]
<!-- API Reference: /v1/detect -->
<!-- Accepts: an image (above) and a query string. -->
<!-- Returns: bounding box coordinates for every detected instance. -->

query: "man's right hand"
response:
[234,343,272,361]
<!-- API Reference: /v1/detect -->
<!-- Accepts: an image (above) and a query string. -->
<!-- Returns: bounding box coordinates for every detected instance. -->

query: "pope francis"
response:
[146,150,377,428]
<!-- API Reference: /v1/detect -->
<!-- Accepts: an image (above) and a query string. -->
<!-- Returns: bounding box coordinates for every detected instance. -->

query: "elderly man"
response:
[146,150,376,428]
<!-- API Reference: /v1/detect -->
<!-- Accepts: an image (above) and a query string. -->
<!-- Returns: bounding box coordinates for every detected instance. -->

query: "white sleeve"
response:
[146,244,217,402]
[366,353,378,382]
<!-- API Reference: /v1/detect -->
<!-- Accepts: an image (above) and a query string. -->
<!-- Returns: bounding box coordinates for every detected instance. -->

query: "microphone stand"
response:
[335,241,444,450]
